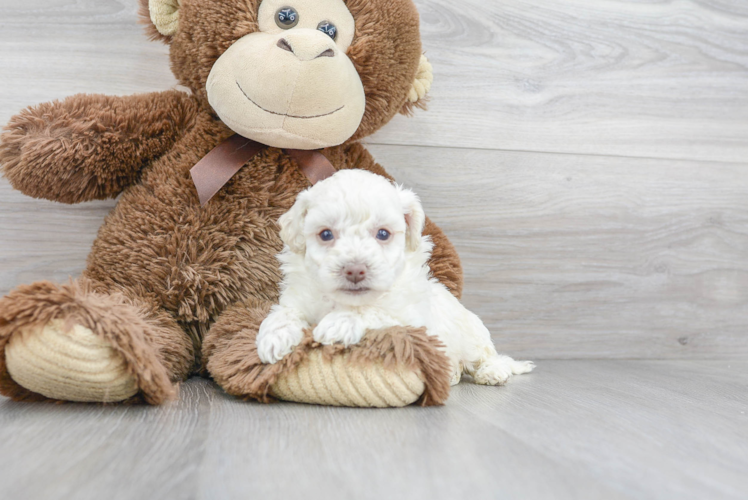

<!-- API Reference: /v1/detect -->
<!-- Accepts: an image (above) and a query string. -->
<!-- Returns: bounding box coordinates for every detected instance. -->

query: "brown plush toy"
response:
[0,0,462,407]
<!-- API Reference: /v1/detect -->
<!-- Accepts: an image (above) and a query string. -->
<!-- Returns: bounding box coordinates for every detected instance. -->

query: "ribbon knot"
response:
[190,134,337,206]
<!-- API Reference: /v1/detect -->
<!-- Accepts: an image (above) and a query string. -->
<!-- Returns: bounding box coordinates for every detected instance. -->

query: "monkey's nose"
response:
[276,34,336,61]
[343,264,367,284]
[277,38,294,53]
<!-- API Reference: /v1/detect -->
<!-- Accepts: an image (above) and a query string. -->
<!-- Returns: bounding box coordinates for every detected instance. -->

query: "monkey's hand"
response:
[0,90,198,204]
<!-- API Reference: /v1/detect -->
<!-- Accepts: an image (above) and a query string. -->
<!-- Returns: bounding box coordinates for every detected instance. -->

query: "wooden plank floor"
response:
[1,362,746,500]
[374,0,748,162]
[0,2,747,499]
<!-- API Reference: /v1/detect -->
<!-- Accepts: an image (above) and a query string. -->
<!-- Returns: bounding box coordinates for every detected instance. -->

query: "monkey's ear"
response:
[401,55,433,114]
[141,0,181,39]
[279,193,310,254]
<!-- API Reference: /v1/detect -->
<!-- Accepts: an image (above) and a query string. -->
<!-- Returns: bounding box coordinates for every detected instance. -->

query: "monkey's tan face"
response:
[206,0,366,149]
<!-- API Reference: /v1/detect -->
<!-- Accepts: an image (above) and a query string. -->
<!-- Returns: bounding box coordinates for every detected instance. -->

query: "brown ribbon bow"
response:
[190,134,337,206]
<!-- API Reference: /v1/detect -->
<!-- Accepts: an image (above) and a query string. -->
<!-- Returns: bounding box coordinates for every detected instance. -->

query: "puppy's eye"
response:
[317,21,337,40]
[319,229,334,241]
[275,7,299,29]
[376,229,391,241]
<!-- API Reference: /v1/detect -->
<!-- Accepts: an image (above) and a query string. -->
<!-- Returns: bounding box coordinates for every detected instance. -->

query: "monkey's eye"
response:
[317,21,337,40]
[376,229,391,241]
[319,229,334,242]
[275,7,299,29]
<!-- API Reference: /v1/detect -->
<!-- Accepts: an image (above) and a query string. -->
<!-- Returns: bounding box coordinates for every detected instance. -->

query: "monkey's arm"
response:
[0,91,199,204]
[336,143,464,299]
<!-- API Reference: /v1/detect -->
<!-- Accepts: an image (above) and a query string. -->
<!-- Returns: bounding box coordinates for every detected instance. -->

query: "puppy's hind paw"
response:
[472,356,535,386]
[473,361,512,386]
[510,360,536,375]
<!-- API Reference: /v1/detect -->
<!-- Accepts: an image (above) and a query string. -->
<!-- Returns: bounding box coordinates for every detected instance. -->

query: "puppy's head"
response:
[279,170,425,304]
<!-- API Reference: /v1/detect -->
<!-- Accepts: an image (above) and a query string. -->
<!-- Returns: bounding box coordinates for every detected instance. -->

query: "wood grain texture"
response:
[1,361,746,500]
[0,0,175,127]
[1,4,746,500]
[369,145,748,360]
[371,0,748,162]
[1,1,747,162]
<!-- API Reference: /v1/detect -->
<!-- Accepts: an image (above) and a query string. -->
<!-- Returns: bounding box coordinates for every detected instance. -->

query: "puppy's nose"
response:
[343,264,367,284]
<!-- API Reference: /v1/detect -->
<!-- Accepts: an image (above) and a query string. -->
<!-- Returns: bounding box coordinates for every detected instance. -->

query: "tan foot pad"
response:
[271,350,425,407]
[5,320,138,402]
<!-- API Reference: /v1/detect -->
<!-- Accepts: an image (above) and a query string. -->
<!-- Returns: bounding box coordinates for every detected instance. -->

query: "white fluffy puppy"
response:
[257,170,534,385]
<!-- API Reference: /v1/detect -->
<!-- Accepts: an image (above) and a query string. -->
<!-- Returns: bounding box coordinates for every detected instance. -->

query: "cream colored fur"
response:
[149,0,180,37]
[206,0,366,149]
[257,170,535,385]
[152,0,432,149]
[5,320,138,402]
[270,350,425,407]
[408,55,433,103]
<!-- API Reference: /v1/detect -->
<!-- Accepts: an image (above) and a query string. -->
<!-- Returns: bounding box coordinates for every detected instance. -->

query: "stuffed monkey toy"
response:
[0,0,462,406]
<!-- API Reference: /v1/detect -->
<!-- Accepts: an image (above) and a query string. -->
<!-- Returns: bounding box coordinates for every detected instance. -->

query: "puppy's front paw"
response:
[257,311,306,364]
[313,313,365,347]
[473,355,535,386]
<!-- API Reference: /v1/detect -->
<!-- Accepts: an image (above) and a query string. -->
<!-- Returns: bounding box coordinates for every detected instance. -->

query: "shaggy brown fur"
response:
[203,297,452,406]
[1,91,199,204]
[0,279,194,404]
[0,0,462,403]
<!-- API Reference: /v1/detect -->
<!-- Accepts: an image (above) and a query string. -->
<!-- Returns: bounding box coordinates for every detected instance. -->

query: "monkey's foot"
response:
[5,320,138,402]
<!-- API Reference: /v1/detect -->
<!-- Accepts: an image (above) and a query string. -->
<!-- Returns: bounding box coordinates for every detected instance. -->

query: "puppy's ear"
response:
[279,192,310,254]
[398,187,426,252]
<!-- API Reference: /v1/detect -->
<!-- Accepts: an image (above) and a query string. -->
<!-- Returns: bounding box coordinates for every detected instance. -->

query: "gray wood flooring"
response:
[1,362,746,500]
[0,1,746,499]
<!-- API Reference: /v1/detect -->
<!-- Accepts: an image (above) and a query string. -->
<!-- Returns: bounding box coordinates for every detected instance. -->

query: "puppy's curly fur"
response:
[257,170,535,385]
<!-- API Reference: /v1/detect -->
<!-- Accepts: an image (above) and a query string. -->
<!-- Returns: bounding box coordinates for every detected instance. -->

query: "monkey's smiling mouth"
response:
[236,81,344,119]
